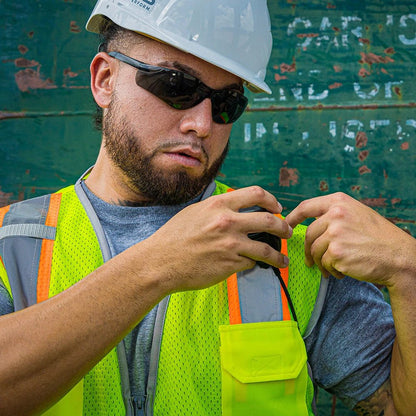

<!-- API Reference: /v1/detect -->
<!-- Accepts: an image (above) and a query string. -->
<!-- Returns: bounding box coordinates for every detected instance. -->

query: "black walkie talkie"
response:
[239,205,281,268]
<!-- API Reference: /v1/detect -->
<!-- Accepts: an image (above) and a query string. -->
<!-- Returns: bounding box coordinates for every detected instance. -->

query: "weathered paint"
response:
[0,2,415,413]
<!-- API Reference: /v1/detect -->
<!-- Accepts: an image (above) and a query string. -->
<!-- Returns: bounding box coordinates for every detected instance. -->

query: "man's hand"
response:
[136,186,292,293]
[286,192,416,415]
[285,192,416,288]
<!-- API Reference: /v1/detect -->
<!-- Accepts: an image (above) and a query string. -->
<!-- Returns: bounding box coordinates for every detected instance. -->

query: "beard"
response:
[102,97,229,205]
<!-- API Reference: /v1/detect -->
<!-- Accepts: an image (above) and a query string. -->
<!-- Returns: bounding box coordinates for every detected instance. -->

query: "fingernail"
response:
[283,256,290,267]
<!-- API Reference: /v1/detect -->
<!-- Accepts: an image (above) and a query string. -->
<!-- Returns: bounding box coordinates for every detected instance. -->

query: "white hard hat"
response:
[86,0,272,94]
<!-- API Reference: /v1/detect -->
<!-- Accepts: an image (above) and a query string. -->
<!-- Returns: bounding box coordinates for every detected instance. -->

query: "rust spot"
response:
[355,131,368,148]
[383,169,388,179]
[359,52,394,65]
[15,57,39,68]
[274,73,287,82]
[393,86,402,98]
[333,65,342,73]
[359,38,370,45]
[351,185,361,192]
[391,198,401,207]
[358,165,371,175]
[358,150,369,161]
[70,21,81,33]
[386,217,416,226]
[360,197,387,207]
[401,142,409,150]
[280,59,296,73]
[327,3,336,9]
[63,67,78,78]
[381,68,389,75]
[296,33,319,39]
[319,181,329,192]
[358,68,371,78]
[329,82,342,90]
[332,26,340,32]
[18,45,28,55]
[0,189,13,208]
[384,47,395,54]
[279,167,299,187]
[14,68,57,92]
[28,31,34,38]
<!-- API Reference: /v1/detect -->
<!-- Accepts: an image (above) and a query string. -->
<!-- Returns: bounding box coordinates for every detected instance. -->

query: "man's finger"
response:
[224,186,282,214]
[285,195,335,228]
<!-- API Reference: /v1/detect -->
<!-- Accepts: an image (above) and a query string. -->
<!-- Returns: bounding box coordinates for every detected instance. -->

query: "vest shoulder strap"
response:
[0,193,61,306]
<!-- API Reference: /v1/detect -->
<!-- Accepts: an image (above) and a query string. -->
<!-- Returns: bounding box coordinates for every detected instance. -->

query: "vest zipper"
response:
[134,395,147,416]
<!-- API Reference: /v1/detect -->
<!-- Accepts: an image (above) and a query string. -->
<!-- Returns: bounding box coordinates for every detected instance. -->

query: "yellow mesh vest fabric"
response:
[154,182,321,415]
[49,186,125,416]
[155,282,229,415]
[0,258,11,299]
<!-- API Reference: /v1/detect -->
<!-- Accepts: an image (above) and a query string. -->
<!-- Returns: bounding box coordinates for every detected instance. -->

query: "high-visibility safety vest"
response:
[0,176,327,416]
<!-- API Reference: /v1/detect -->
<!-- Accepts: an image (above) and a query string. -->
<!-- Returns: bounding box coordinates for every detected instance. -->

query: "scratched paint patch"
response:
[279,167,299,186]
[14,68,57,92]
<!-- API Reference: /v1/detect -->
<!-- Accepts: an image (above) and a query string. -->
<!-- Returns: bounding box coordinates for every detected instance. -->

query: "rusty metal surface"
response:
[0,0,100,205]
[222,0,416,237]
[0,1,413,414]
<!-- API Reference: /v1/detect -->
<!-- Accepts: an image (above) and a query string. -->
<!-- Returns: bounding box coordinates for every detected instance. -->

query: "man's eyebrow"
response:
[159,60,244,91]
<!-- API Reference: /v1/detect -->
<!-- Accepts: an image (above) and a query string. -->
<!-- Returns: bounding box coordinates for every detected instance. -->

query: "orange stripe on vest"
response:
[37,193,62,303]
[0,205,10,227]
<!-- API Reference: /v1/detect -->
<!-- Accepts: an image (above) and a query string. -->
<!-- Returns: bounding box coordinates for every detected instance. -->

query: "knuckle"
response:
[249,185,266,200]
[326,242,343,261]
[264,212,276,229]
[332,192,350,205]
[220,237,240,254]
[261,243,274,260]
[207,194,226,210]
[329,205,348,220]
[213,213,235,232]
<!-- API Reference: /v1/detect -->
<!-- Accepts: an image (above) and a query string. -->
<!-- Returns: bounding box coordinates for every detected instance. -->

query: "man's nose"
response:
[179,98,213,138]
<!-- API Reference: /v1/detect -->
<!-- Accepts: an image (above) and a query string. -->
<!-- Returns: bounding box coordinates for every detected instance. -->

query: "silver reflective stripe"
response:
[201,181,216,199]
[303,276,329,339]
[307,361,318,414]
[145,181,217,416]
[237,266,283,323]
[145,296,170,416]
[74,175,112,262]
[0,223,56,241]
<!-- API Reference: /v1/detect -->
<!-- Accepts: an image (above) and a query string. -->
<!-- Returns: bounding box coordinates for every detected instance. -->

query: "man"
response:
[0,1,415,415]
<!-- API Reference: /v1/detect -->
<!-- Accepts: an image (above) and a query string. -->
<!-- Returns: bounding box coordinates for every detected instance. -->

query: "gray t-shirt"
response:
[0,183,395,410]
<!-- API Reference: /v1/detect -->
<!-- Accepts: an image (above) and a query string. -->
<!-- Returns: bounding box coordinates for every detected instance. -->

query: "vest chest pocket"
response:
[219,320,309,416]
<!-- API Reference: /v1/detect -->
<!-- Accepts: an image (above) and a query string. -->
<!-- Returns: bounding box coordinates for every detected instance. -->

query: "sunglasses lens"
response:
[211,90,248,124]
[135,68,247,124]
[136,70,201,110]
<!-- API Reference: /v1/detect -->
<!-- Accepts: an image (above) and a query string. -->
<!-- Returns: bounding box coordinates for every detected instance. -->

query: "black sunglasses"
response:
[108,51,248,124]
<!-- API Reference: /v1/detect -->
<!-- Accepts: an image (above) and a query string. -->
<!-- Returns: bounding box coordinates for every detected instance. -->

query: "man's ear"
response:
[90,52,116,108]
